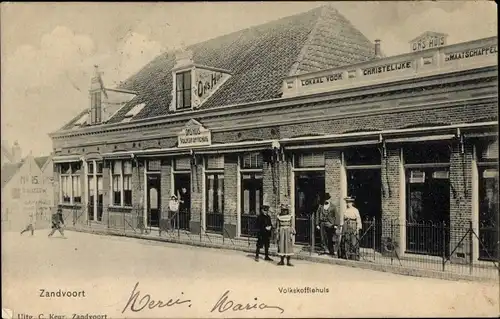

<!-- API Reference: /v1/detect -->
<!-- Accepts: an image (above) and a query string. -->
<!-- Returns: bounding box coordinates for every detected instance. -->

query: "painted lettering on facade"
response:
[445,46,498,62]
[362,61,412,76]
[193,68,230,107]
[300,73,343,87]
[411,36,446,52]
[178,119,212,148]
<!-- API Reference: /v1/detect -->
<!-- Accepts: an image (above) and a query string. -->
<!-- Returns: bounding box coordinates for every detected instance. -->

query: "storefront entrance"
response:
[346,169,382,250]
[147,174,161,228]
[294,171,324,244]
[174,173,191,230]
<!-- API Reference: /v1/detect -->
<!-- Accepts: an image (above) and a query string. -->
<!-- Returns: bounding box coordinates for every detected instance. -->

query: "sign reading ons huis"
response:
[178,119,212,148]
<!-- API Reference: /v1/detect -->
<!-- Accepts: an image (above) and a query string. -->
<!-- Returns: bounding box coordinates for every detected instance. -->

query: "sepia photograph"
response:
[1,1,499,318]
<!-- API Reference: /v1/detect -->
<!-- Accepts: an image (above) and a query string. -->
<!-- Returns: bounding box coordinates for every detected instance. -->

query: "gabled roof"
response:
[34,156,50,170]
[1,162,23,189]
[60,5,375,130]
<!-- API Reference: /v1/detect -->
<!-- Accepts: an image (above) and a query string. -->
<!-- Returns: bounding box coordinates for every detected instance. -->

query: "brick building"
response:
[49,6,498,261]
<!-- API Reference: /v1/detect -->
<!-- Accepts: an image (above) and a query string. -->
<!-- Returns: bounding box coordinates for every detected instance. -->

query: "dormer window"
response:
[122,103,146,123]
[176,70,192,110]
[90,91,102,124]
[73,112,89,129]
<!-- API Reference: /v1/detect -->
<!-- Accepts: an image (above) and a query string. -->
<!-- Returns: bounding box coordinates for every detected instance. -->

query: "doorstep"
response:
[66,226,497,283]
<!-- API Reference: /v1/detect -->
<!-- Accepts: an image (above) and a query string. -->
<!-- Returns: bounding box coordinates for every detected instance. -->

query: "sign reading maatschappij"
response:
[300,72,344,87]
[178,119,212,148]
[362,61,413,76]
[192,68,230,107]
[444,45,498,62]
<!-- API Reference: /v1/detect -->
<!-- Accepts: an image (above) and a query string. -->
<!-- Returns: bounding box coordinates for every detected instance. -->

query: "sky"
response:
[1,1,497,156]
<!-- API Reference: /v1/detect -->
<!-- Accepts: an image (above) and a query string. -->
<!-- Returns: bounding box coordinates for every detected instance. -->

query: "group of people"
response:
[254,192,363,265]
[20,207,66,238]
[316,193,362,260]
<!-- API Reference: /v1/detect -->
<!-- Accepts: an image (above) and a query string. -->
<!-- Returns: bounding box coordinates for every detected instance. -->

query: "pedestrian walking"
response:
[276,203,295,266]
[255,194,273,262]
[20,209,36,236]
[339,196,362,260]
[48,207,66,238]
[315,193,338,256]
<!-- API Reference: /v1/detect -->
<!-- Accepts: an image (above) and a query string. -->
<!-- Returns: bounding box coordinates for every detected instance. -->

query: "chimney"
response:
[11,141,22,163]
[374,39,382,58]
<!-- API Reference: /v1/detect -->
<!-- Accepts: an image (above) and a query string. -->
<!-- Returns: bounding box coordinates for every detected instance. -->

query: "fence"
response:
[56,204,499,280]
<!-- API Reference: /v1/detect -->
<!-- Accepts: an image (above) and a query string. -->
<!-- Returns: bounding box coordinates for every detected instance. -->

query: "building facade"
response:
[1,155,54,231]
[49,6,498,262]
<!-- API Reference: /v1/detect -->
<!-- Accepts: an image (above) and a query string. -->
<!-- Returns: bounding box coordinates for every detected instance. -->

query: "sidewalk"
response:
[67,224,499,282]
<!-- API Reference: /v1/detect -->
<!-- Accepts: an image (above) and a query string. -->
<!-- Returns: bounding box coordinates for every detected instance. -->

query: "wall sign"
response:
[300,72,343,87]
[362,61,412,76]
[445,45,498,62]
[192,68,230,108]
[410,32,448,52]
[178,119,212,148]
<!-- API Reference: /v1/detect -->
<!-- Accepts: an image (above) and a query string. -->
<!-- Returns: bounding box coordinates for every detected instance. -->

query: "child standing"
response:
[276,203,296,266]
[48,207,66,238]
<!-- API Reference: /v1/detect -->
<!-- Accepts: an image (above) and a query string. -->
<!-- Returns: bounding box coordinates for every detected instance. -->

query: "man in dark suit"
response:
[315,193,338,255]
[255,196,273,262]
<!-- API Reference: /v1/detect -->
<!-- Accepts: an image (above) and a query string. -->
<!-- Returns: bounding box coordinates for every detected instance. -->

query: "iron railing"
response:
[56,205,498,280]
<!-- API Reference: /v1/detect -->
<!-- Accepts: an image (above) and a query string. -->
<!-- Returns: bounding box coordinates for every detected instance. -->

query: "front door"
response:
[147,174,161,228]
[174,173,191,230]
[294,171,325,244]
[347,169,382,250]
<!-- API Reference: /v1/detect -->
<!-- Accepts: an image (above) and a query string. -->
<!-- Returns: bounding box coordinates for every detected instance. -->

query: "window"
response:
[477,139,499,261]
[404,143,450,256]
[206,174,224,214]
[176,71,192,109]
[111,160,133,207]
[59,162,82,204]
[295,152,325,168]
[122,103,146,123]
[241,173,263,215]
[90,91,102,124]
[344,147,381,166]
[242,152,263,169]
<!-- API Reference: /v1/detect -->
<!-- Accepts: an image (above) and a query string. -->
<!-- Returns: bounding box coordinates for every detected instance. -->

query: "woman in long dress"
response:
[340,196,362,260]
[276,205,296,266]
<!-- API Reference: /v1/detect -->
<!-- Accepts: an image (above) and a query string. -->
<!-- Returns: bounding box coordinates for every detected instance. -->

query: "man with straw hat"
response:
[255,193,273,262]
[339,196,362,260]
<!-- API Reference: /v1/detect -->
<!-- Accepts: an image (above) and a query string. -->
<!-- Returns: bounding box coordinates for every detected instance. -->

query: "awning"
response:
[385,134,456,144]
[192,140,275,154]
[285,139,380,150]
[52,155,83,163]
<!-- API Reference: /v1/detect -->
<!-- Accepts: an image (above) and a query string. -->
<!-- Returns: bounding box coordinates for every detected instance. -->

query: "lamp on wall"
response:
[456,128,465,154]
[378,134,387,158]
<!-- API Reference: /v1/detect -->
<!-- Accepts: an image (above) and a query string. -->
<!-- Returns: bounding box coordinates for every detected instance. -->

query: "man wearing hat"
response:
[255,194,273,262]
[340,196,362,260]
[315,193,338,255]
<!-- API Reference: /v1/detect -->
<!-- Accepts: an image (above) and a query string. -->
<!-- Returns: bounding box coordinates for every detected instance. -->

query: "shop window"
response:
[404,143,450,257]
[477,138,499,261]
[59,162,82,204]
[295,152,325,168]
[111,160,133,207]
[176,71,192,110]
[241,173,263,216]
[344,146,381,166]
